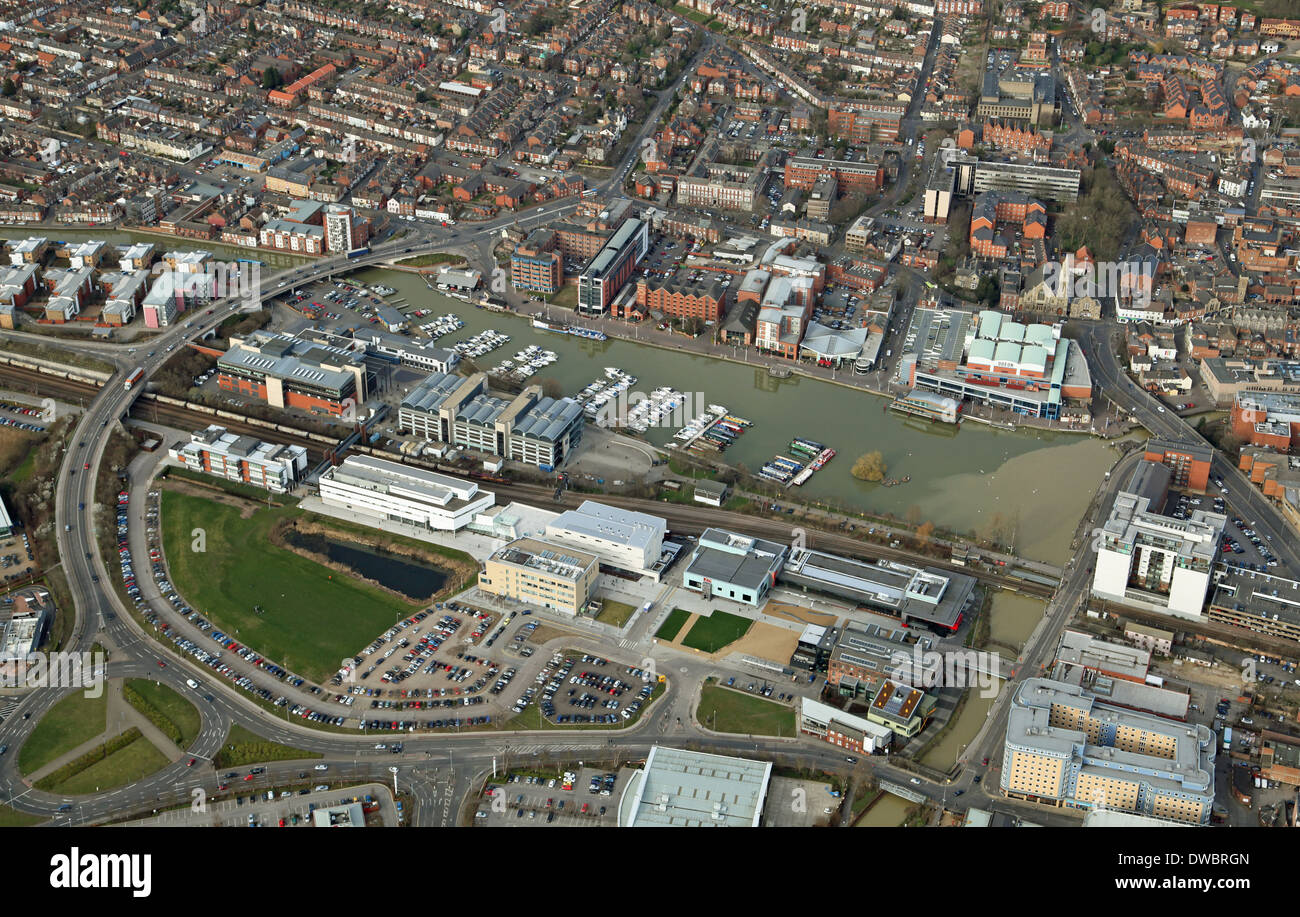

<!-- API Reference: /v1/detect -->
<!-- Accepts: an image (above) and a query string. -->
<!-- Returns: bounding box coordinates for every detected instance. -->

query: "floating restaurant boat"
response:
[532,312,607,341]
[889,389,962,425]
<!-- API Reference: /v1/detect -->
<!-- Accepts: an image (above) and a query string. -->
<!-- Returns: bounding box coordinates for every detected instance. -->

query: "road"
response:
[1078,320,1300,574]
[0,59,878,825]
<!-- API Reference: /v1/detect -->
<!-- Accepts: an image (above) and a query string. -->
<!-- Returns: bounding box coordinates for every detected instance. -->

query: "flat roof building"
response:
[168,425,308,493]
[781,547,977,633]
[400,371,584,469]
[0,588,51,662]
[1143,437,1213,493]
[866,680,936,737]
[682,528,787,607]
[478,537,600,616]
[577,217,648,315]
[318,455,495,532]
[617,745,772,827]
[799,697,894,755]
[1002,677,1215,824]
[312,802,367,827]
[544,500,667,577]
[1091,461,1225,619]
[898,308,1091,420]
[219,330,366,418]
[826,621,937,695]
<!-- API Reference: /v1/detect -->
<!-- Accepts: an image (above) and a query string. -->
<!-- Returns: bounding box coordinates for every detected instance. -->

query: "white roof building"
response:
[544,500,667,574]
[318,455,495,532]
[618,746,772,827]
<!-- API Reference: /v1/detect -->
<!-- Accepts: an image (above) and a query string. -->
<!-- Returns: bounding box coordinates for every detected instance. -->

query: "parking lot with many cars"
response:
[475,767,633,826]
[513,651,659,726]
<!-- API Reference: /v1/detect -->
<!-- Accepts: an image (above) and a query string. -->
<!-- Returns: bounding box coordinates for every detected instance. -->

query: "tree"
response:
[851,451,887,482]
[0,78,14,97]
[261,67,282,90]
[539,377,564,400]
[916,521,935,545]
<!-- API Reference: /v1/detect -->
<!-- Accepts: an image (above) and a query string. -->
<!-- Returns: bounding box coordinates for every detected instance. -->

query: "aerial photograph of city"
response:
[0,0,1295,880]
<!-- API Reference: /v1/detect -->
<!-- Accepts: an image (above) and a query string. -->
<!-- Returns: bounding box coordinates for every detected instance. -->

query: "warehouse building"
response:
[318,455,495,532]
[618,746,772,827]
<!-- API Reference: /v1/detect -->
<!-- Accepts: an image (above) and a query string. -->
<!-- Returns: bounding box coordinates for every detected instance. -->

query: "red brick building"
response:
[1142,438,1212,493]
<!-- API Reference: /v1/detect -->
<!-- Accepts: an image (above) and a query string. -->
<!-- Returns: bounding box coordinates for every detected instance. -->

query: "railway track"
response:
[0,360,1056,600]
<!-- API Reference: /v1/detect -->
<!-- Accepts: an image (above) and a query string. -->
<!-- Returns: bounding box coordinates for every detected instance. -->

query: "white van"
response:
[186,678,200,690]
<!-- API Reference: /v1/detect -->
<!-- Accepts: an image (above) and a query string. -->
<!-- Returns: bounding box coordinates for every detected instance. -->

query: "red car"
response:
[217,783,228,791]
[243,774,255,781]
[83,462,90,470]
[156,660,167,668]
[187,758,196,767]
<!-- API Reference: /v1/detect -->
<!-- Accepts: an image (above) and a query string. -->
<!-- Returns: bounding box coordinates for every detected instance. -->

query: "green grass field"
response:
[18,689,108,776]
[696,682,795,737]
[595,600,636,628]
[161,491,419,682]
[0,804,43,827]
[45,735,170,795]
[654,608,691,641]
[681,611,752,653]
[126,678,202,748]
[214,723,321,769]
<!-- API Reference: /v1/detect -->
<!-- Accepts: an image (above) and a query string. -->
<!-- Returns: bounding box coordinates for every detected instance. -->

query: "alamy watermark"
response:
[150,259,261,312]
[889,645,1003,698]
[595,389,710,429]
[0,651,106,696]
[1041,256,1154,306]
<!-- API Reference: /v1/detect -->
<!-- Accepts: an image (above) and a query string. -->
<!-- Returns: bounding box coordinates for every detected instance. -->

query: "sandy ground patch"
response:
[727,622,800,665]
[764,603,838,628]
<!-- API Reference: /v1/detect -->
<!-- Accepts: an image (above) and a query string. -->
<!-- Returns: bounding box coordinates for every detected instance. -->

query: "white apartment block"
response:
[1091,462,1224,619]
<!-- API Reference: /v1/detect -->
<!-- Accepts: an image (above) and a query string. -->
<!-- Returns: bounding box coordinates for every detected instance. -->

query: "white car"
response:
[314,764,329,771]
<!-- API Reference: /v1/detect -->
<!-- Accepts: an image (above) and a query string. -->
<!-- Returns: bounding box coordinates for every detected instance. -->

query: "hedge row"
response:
[34,728,142,791]
[121,684,184,746]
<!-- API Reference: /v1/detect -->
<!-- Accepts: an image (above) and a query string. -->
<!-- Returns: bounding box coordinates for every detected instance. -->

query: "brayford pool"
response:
[359,267,1121,565]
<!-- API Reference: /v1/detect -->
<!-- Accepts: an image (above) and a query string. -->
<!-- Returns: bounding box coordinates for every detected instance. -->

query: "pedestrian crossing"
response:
[0,697,22,723]
[618,639,637,649]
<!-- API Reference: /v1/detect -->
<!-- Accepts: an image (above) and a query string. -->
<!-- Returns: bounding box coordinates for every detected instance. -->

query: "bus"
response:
[123,367,144,391]
[346,246,370,259]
